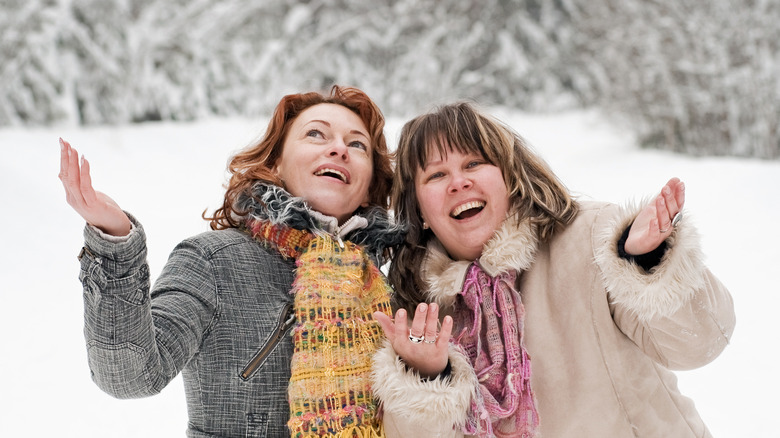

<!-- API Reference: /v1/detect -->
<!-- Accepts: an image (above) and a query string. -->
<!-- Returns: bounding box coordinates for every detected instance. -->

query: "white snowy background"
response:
[1,109,777,437]
[1,0,778,435]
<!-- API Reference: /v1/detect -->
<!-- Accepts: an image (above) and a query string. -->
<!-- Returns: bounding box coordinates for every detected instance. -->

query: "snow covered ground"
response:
[1,109,776,436]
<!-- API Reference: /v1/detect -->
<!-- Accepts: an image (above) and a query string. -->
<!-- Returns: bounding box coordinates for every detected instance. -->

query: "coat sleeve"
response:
[592,202,735,370]
[79,213,218,398]
[371,340,475,438]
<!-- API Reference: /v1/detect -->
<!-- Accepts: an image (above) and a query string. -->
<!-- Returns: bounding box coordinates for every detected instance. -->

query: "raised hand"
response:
[58,138,132,236]
[373,302,453,379]
[625,177,685,255]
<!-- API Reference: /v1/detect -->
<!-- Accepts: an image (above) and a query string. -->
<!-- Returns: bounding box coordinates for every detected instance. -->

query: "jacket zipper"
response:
[239,303,296,380]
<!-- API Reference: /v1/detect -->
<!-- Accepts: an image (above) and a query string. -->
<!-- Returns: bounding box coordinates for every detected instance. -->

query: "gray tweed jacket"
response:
[77,184,404,437]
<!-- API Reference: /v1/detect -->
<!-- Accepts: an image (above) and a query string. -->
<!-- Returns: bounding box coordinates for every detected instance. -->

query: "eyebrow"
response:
[423,158,444,167]
[307,119,369,139]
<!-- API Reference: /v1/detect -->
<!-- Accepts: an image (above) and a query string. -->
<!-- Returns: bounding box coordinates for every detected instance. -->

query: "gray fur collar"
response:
[237,182,406,265]
[421,216,538,307]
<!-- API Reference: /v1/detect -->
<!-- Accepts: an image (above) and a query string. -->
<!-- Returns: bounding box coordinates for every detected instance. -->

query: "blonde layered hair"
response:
[389,102,579,310]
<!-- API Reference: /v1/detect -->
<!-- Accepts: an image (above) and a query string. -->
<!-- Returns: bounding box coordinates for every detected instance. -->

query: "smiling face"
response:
[415,146,510,261]
[275,103,373,223]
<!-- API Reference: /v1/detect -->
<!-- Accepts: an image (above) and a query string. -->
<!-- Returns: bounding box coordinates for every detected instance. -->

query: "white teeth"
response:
[315,168,347,183]
[451,201,485,217]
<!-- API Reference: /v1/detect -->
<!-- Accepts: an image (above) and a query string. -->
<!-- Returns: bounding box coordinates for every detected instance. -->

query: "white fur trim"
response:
[421,217,538,308]
[478,218,537,277]
[421,240,471,308]
[594,201,707,321]
[371,341,475,431]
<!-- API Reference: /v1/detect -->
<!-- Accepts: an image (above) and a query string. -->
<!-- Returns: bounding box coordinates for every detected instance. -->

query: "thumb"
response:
[373,311,394,341]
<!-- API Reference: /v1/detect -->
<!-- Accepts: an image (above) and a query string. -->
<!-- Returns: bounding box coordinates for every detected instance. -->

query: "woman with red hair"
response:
[59,86,403,437]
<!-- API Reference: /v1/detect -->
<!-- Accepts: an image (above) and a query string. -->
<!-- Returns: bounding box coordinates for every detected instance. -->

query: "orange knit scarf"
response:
[246,219,390,437]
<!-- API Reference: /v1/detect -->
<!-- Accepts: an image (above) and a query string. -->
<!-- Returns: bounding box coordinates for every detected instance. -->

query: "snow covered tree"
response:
[572,0,779,158]
[1,0,777,158]
[0,0,69,125]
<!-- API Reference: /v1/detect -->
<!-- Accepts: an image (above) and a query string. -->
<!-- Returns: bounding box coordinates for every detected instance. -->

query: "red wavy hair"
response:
[206,85,391,230]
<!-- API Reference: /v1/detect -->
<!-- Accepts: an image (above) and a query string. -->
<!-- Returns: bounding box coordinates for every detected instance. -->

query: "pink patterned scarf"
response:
[453,263,540,437]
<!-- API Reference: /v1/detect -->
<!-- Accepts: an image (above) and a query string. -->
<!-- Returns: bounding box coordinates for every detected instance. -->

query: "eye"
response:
[466,160,483,169]
[426,171,445,181]
[306,129,324,138]
[348,140,368,152]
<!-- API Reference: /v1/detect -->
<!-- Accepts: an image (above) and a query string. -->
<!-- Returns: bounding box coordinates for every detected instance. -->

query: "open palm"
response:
[59,138,132,236]
[624,177,685,255]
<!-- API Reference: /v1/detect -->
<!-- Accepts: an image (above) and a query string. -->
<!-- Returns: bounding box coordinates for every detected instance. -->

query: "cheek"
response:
[359,183,371,205]
[279,165,297,187]
[275,151,295,182]
[360,157,374,180]
[359,162,373,198]
[415,188,437,220]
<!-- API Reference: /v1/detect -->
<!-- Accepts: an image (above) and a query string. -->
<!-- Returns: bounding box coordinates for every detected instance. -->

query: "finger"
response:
[661,183,679,217]
[674,180,685,210]
[409,303,428,338]
[438,315,454,345]
[79,155,98,207]
[66,145,83,192]
[423,303,439,342]
[655,196,670,232]
[63,145,87,207]
[59,139,76,201]
[394,308,409,340]
[648,216,659,234]
[373,311,395,342]
[58,138,69,181]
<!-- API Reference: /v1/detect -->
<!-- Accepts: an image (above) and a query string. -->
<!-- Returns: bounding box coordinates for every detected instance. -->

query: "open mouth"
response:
[314,168,348,183]
[450,201,485,219]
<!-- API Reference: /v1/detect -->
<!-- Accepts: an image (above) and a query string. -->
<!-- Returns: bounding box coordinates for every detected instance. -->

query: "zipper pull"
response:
[283,310,296,328]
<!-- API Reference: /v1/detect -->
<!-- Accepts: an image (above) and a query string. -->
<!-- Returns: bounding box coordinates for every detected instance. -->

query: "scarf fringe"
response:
[291,423,384,438]
[457,263,540,437]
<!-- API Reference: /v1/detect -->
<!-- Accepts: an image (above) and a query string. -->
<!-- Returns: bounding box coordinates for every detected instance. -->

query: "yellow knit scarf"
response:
[246,219,390,438]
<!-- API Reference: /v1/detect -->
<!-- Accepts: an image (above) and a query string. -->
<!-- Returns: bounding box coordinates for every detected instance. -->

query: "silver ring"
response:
[661,211,683,233]
[408,329,424,344]
[424,336,437,344]
[671,211,683,227]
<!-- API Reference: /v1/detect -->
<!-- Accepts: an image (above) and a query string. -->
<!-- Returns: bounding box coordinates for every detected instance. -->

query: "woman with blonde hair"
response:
[372,101,735,437]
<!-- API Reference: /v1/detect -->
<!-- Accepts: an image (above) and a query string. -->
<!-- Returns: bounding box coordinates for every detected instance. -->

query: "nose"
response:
[448,171,472,193]
[327,138,349,161]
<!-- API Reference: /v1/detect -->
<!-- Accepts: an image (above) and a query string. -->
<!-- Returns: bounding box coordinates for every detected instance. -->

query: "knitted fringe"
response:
[291,423,384,438]
[457,263,540,438]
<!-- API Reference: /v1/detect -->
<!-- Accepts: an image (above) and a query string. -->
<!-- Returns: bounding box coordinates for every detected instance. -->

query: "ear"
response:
[272,165,283,185]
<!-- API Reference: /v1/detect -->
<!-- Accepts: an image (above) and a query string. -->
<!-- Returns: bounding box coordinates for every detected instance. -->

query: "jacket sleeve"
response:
[79,213,217,398]
[371,340,474,438]
[593,202,735,370]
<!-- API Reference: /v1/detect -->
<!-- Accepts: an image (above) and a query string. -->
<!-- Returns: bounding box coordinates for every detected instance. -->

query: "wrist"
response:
[93,216,132,237]
[618,226,667,271]
[402,357,450,381]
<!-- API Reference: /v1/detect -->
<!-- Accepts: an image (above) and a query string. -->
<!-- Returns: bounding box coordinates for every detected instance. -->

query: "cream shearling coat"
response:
[372,201,735,437]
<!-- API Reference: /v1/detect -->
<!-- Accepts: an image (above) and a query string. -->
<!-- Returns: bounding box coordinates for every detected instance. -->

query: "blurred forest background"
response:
[2,0,778,158]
